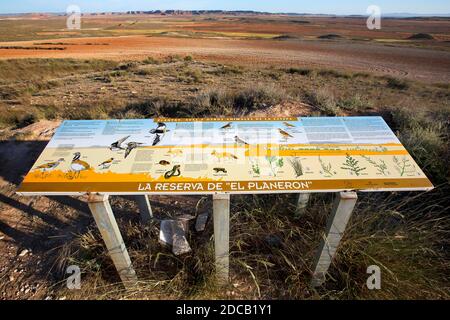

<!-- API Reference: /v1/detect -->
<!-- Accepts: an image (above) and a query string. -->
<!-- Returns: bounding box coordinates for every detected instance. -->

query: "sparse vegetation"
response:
[337,94,373,112]
[318,34,343,40]
[142,56,160,65]
[407,33,435,40]
[305,88,341,116]
[0,59,118,83]
[287,67,312,76]
[53,187,449,300]
[316,69,351,79]
[387,107,449,182]
[386,77,410,90]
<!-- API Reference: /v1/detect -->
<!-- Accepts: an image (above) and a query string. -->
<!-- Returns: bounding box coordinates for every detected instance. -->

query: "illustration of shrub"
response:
[319,156,336,177]
[341,154,366,176]
[266,156,284,177]
[252,163,261,175]
[362,155,388,175]
[393,156,414,176]
[289,157,303,177]
[277,158,284,168]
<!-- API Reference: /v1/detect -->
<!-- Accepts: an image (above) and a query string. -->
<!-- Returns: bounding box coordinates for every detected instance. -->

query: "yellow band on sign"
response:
[18,178,433,194]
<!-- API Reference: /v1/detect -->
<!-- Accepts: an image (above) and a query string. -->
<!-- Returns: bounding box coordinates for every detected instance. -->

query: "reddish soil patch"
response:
[0,35,449,83]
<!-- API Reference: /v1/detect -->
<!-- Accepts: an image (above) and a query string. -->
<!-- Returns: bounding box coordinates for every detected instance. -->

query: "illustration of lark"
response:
[283,122,296,128]
[34,158,65,176]
[220,122,232,130]
[278,128,293,139]
[70,152,90,178]
[211,150,238,161]
[164,165,181,179]
[124,142,143,159]
[110,136,130,151]
[234,135,249,146]
[98,158,114,170]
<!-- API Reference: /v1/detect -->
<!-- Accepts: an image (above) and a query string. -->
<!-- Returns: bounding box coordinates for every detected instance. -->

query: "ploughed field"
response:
[0,14,449,83]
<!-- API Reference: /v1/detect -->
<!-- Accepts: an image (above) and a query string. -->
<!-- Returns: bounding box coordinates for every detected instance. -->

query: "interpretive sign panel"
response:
[17,117,433,195]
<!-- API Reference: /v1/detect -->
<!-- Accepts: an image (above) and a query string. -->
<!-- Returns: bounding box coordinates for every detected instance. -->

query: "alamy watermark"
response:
[366,265,381,290]
[66,5,81,30]
[66,265,81,289]
[367,5,381,30]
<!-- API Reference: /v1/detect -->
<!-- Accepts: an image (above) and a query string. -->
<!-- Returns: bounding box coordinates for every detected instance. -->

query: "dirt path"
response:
[1,36,449,83]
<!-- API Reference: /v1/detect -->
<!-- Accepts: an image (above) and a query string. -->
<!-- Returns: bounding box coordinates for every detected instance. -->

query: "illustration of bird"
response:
[124,142,143,159]
[34,158,65,174]
[157,160,171,166]
[283,122,296,128]
[110,136,130,151]
[98,158,114,170]
[150,122,169,146]
[278,128,294,139]
[234,135,249,146]
[150,122,169,135]
[211,150,238,161]
[220,122,232,130]
[70,153,90,178]
[152,134,161,146]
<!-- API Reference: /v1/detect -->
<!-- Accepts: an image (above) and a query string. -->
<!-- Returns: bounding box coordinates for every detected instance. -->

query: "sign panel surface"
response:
[18,117,433,195]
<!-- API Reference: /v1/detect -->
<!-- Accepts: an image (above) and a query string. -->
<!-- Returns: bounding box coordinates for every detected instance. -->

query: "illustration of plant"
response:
[252,163,261,175]
[266,156,284,177]
[362,155,388,176]
[393,156,414,176]
[277,158,284,168]
[319,156,336,177]
[289,157,303,177]
[341,154,366,176]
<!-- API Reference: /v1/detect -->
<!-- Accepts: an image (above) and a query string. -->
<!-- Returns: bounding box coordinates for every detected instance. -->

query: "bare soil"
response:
[1,35,449,83]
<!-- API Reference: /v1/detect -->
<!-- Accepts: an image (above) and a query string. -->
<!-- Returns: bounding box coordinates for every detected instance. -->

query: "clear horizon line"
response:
[0,9,450,16]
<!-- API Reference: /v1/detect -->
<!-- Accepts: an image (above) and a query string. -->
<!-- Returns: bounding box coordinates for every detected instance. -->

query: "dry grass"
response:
[53,187,449,300]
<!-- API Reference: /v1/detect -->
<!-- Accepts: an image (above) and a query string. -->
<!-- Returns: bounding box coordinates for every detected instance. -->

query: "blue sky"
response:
[0,0,449,15]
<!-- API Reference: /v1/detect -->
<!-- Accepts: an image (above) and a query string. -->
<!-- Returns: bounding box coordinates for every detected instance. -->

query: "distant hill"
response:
[1,10,450,18]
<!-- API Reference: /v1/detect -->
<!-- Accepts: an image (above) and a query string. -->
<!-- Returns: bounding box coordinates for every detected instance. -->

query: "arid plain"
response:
[1,14,450,82]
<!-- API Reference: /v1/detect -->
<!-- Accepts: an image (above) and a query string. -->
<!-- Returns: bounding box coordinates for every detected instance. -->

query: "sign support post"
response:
[213,193,230,284]
[135,195,153,223]
[296,193,311,215]
[87,194,138,289]
[311,191,357,287]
